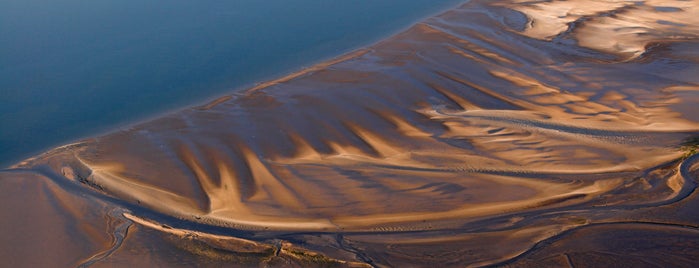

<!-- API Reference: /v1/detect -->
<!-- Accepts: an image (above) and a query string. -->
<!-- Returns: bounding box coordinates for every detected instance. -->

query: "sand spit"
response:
[2,0,699,266]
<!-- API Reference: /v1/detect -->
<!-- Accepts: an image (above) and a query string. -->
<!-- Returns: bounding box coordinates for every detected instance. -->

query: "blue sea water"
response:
[0,0,463,167]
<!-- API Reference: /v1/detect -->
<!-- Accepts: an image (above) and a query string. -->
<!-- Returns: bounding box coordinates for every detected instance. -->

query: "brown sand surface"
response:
[2,0,699,266]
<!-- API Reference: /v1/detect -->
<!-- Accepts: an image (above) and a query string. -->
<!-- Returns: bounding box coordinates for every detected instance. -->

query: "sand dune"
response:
[2,0,699,266]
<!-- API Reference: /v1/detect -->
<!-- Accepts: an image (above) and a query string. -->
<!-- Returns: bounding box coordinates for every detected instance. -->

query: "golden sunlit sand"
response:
[2,0,699,266]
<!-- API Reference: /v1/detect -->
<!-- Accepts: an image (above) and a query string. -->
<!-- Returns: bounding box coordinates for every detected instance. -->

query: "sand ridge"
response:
[2,0,699,266]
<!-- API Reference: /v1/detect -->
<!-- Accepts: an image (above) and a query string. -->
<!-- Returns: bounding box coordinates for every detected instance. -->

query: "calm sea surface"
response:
[0,0,463,167]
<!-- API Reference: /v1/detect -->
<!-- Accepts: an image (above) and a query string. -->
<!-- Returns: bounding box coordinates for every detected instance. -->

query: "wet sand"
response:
[2,0,699,266]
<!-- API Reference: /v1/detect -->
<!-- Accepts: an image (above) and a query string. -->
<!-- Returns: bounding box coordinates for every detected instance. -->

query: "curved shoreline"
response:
[2,0,699,266]
[0,0,467,169]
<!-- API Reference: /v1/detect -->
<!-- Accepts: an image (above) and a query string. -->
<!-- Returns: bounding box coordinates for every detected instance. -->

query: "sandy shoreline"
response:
[2,0,699,266]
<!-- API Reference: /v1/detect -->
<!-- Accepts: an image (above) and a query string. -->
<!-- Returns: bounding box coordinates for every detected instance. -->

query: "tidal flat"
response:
[2,0,699,266]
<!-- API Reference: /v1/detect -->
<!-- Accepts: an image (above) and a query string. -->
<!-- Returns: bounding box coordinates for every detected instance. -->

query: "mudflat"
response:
[2,0,699,266]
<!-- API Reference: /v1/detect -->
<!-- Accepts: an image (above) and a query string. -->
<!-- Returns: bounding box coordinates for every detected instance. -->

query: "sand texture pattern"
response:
[2,0,699,266]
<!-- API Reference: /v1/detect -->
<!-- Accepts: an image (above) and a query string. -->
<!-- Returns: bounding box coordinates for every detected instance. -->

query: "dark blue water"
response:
[0,0,463,167]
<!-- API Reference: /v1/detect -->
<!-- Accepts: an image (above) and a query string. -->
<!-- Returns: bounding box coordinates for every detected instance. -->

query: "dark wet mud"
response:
[2,0,699,266]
